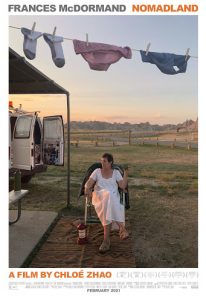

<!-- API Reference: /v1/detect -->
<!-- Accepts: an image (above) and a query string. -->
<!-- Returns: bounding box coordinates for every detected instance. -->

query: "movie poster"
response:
[1,0,206,298]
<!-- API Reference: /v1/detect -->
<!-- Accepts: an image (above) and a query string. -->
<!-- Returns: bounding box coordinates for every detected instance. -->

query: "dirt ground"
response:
[26,216,136,268]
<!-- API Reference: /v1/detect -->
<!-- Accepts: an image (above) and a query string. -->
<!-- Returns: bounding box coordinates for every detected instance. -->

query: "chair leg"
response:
[88,202,92,219]
[123,193,126,225]
[84,196,101,224]
[84,196,88,225]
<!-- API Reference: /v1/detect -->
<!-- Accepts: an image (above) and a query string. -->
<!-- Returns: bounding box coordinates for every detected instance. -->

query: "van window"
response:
[14,115,33,138]
[10,116,17,140]
[44,118,63,139]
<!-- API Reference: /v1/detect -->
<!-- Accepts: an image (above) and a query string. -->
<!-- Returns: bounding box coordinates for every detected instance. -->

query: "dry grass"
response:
[10,142,198,268]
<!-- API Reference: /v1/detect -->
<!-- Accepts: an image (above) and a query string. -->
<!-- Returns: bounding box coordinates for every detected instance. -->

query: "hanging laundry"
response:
[21,27,42,60]
[140,50,190,75]
[43,33,65,68]
[73,39,132,71]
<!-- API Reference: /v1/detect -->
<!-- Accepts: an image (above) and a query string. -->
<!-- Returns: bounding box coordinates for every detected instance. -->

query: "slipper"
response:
[99,240,110,253]
[119,228,129,240]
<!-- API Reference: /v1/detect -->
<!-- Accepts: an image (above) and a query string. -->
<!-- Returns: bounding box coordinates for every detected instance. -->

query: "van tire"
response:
[21,175,32,183]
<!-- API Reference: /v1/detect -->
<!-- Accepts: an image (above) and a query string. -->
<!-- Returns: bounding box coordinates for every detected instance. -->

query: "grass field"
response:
[13,143,198,268]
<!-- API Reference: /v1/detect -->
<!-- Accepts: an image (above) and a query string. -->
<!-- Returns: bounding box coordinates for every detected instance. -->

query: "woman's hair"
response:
[102,153,114,164]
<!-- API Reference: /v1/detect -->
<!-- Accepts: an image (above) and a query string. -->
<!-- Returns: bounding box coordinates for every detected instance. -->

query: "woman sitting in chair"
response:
[84,153,129,253]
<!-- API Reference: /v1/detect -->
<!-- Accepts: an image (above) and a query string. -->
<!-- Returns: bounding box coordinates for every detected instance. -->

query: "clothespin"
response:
[86,33,89,46]
[53,26,57,37]
[185,48,190,61]
[145,42,151,56]
[31,22,36,33]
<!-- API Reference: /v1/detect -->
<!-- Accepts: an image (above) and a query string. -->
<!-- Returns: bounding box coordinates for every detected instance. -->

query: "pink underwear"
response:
[73,39,132,71]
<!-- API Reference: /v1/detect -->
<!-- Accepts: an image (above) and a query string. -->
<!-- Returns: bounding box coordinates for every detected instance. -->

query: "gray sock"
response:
[21,27,42,60]
[43,33,65,68]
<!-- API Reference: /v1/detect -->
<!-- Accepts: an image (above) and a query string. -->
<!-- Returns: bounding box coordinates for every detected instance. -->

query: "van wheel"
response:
[21,175,32,183]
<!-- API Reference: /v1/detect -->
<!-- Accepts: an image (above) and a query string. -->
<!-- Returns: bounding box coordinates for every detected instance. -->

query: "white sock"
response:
[43,33,65,68]
[21,27,42,60]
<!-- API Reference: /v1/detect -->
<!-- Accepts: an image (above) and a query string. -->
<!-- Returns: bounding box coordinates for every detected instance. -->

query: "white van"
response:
[9,104,64,183]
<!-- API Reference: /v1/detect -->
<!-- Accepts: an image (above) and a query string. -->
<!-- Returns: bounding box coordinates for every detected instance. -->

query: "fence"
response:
[69,130,198,150]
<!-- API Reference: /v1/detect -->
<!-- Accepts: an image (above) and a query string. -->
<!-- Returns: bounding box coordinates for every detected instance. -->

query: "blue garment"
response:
[140,50,190,75]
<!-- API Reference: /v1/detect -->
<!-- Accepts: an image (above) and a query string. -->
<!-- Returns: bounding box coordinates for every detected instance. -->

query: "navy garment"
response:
[140,50,190,75]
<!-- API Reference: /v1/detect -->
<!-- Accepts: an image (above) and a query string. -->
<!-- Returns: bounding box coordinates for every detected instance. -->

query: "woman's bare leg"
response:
[116,221,125,230]
[99,224,111,253]
[116,222,129,239]
[103,223,111,242]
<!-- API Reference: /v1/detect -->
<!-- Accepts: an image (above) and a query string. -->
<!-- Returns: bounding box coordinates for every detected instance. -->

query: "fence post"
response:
[156,137,159,152]
[142,137,145,145]
[171,138,176,149]
[187,142,191,150]
[128,130,132,145]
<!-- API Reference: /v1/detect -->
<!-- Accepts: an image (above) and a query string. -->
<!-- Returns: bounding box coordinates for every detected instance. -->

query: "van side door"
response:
[12,114,36,170]
[43,115,64,166]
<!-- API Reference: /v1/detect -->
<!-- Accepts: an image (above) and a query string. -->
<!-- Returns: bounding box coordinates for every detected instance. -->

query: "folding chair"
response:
[78,163,130,225]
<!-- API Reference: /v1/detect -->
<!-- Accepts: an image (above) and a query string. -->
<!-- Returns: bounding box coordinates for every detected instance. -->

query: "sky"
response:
[9,15,198,125]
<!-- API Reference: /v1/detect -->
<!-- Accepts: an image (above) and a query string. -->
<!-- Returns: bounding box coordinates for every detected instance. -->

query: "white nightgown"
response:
[90,168,125,226]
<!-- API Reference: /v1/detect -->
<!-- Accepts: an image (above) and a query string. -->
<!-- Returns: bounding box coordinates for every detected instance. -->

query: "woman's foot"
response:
[119,227,129,240]
[99,240,110,253]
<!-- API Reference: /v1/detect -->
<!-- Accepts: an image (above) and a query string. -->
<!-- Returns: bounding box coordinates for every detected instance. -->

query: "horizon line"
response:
[68,118,197,126]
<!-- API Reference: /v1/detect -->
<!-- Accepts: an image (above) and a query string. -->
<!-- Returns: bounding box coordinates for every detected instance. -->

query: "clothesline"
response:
[9,25,198,58]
